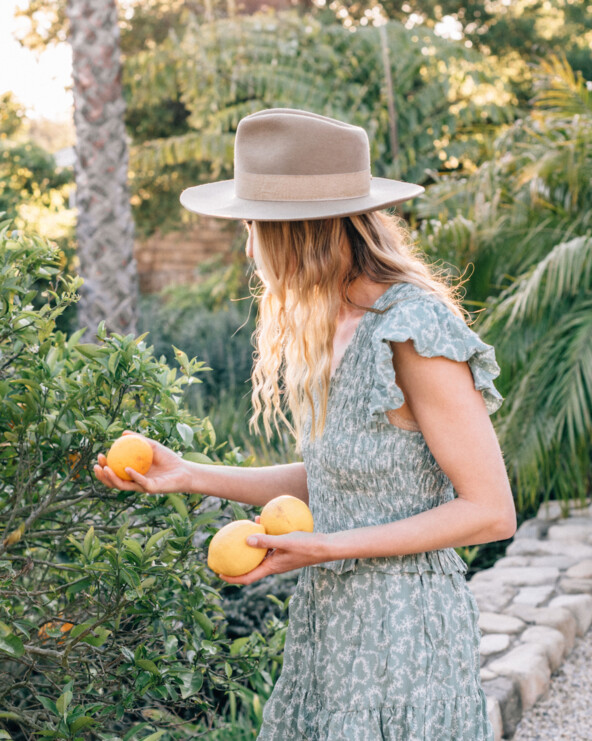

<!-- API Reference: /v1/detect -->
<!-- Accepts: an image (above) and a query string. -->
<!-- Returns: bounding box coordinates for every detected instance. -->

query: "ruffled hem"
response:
[259,690,493,740]
[312,547,468,575]
[316,692,493,741]
[369,287,503,419]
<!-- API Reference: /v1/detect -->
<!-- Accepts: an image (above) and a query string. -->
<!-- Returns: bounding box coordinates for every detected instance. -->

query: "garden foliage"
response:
[0,224,285,739]
[419,58,592,513]
[124,11,515,235]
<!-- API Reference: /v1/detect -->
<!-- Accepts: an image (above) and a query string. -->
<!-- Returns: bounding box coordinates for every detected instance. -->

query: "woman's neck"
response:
[343,276,393,315]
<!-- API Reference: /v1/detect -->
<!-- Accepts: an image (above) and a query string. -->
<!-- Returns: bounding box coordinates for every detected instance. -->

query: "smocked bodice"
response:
[300,281,503,575]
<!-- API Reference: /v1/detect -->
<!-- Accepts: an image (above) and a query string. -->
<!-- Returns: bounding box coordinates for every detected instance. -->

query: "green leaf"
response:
[193,611,214,639]
[70,716,96,733]
[191,510,221,528]
[145,528,172,554]
[135,658,160,676]
[80,627,111,648]
[230,501,248,520]
[229,636,250,656]
[37,695,58,715]
[139,732,166,741]
[108,352,120,375]
[0,634,24,657]
[123,538,143,561]
[183,451,212,464]
[56,690,72,716]
[179,671,203,699]
[166,493,188,518]
[176,421,194,447]
[120,565,141,589]
[67,577,92,596]
[74,344,108,360]
[123,724,151,741]
[83,526,94,558]
[66,327,87,349]
[69,623,92,639]
[67,535,85,555]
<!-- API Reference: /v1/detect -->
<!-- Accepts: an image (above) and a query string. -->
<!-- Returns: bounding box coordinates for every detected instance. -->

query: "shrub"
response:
[0,221,285,739]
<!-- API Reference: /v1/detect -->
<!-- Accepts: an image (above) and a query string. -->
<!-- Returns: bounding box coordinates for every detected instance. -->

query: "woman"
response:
[95,109,516,740]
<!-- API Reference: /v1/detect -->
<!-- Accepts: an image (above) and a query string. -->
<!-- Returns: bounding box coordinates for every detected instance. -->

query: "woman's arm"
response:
[94,432,308,508]
[221,340,516,584]
[336,338,517,555]
[182,459,309,507]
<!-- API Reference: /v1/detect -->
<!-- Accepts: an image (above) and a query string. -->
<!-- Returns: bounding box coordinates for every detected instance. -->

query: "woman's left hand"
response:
[217,531,330,585]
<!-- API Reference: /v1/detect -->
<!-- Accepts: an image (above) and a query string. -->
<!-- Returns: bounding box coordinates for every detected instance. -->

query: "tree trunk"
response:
[67,0,137,338]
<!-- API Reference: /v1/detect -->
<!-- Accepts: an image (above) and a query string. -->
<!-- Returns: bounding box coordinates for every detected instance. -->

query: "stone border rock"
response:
[470,499,592,740]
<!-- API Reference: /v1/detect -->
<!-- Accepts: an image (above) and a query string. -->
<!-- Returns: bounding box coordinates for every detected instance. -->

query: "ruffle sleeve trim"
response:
[369,288,503,418]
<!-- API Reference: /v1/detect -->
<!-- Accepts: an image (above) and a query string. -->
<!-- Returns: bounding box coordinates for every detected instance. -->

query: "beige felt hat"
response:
[180,108,424,221]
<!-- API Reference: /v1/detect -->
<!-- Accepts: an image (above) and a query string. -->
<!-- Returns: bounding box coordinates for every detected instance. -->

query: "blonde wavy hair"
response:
[249,210,466,446]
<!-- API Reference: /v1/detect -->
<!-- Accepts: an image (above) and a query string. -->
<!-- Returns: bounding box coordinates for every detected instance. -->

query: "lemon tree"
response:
[0,221,285,739]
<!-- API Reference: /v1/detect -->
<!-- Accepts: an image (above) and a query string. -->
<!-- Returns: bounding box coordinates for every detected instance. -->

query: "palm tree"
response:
[67,0,137,337]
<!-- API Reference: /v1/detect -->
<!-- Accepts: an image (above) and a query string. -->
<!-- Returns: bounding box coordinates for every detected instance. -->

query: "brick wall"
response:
[134,216,239,293]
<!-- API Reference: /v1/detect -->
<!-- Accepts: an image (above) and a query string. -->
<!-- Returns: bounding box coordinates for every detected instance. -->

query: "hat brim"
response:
[180,177,424,221]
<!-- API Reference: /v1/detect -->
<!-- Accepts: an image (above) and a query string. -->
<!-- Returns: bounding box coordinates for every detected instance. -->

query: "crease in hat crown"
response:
[234,108,372,203]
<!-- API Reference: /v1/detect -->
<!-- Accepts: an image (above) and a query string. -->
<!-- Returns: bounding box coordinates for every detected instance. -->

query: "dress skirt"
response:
[257,563,494,741]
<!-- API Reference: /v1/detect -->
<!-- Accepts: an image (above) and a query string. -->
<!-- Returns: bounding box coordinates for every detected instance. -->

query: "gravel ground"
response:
[511,627,592,740]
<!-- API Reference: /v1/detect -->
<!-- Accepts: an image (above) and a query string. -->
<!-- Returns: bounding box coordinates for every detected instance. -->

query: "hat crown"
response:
[235,108,370,177]
[234,109,372,202]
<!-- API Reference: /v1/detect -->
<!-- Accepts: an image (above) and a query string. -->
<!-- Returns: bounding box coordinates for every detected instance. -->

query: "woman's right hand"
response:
[93,431,189,495]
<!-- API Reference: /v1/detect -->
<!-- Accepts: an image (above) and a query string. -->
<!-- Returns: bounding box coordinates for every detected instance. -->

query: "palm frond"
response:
[482,236,592,331]
[493,296,592,499]
[534,54,592,118]
[130,131,234,173]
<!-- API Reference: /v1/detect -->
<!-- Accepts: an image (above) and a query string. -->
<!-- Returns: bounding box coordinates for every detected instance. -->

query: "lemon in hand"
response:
[106,435,153,481]
[207,520,268,576]
[260,495,314,536]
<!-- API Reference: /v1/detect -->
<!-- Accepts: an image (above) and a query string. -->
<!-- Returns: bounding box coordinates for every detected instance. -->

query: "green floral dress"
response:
[257,282,502,741]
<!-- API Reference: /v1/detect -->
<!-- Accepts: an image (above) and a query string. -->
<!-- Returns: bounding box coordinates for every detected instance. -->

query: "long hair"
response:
[249,210,465,446]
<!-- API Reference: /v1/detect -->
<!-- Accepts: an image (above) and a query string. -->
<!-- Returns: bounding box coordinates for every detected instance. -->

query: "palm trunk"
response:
[67,0,137,338]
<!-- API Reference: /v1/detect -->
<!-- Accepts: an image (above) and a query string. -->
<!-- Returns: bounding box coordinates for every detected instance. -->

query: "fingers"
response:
[218,561,272,585]
[246,534,286,550]
[124,468,153,492]
[93,463,143,492]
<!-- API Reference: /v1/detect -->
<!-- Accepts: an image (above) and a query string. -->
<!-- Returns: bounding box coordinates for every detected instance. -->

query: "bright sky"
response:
[0,0,73,120]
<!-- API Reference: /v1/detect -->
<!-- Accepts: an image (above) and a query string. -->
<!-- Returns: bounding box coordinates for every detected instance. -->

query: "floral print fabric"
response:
[257,282,499,740]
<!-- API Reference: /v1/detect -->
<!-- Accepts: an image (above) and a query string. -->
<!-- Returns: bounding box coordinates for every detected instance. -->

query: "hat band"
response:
[235,169,371,202]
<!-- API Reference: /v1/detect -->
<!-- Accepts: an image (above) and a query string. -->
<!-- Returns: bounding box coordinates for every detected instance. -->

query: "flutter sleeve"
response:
[369,287,504,420]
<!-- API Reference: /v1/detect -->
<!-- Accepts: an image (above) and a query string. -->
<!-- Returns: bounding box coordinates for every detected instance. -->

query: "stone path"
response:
[512,625,592,740]
[469,499,592,740]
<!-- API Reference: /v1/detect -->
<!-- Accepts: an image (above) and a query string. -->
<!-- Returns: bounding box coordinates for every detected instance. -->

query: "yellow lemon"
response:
[260,495,314,535]
[207,520,267,576]
[106,435,153,481]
